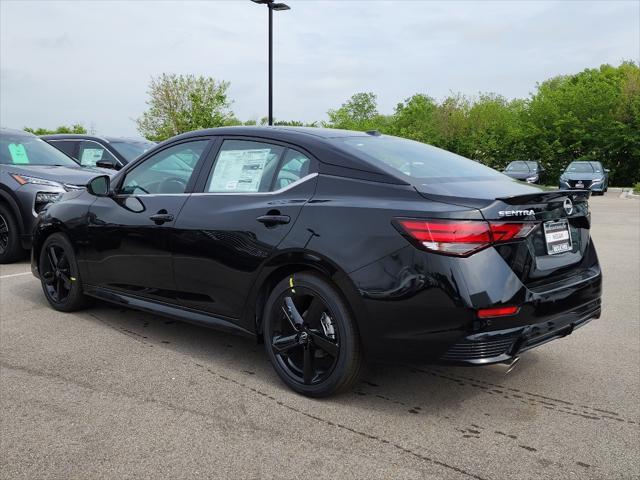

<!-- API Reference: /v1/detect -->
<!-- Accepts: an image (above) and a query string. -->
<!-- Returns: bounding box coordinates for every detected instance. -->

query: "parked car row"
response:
[502,159,610,195]
[9,126,601,397]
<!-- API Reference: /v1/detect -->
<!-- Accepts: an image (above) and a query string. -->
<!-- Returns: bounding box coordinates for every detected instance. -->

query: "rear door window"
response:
[273,149,312,190]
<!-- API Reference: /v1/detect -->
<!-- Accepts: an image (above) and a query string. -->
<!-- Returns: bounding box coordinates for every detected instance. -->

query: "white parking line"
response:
[0,271,32,279]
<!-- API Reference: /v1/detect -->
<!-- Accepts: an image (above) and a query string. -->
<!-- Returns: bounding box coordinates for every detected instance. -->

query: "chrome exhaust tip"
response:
[502,356,520,374]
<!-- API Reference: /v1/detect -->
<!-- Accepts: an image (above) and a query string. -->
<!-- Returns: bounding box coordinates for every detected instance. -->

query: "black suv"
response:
[42,134,155,171]
[0,128,105,263]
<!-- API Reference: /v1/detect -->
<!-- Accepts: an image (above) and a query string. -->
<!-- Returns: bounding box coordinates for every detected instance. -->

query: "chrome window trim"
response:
[194,172,318,196]
[120,173,318,198]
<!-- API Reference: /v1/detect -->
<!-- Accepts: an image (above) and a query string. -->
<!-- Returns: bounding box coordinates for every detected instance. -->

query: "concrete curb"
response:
[621,189,640,199]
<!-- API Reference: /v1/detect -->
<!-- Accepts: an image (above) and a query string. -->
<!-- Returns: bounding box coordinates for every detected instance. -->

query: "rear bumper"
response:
[439,298,600,365]
[347,243,602,363]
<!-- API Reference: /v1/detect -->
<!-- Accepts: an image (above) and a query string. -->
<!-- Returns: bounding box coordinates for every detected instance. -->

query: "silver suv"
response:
[0,128,104,263]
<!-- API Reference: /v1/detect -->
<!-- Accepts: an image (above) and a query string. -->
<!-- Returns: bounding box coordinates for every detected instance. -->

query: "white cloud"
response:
[1,0,638,136]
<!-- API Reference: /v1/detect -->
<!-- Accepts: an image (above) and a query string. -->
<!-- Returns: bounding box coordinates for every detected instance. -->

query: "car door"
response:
[83,138,214,303]
[172,138,317,325]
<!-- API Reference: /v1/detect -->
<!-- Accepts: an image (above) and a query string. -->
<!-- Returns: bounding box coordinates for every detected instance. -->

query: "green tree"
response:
[463,94,527,169]
[136,74,235,141]
[389,94,441,144]
[325,92,388,131]
[523,62,640,184]
[24,124,87,135]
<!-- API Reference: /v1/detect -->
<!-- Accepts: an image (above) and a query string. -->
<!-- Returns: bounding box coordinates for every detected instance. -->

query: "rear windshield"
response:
[0,133,78,166]
[332,135,506,183]
[110,140,155,162]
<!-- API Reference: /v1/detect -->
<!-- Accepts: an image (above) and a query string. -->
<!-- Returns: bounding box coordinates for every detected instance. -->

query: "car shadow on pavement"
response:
[76,300,549,417]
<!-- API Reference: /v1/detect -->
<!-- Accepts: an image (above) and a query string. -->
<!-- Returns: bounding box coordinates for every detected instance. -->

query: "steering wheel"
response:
[130,184,150,194]
[275,171,300,190]
[158,177,187,194]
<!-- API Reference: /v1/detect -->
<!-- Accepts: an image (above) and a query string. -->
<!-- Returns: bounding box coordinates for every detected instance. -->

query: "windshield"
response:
[110,140,155,162]
[0,133,78,167]
[333,135,506,182]
[566,162,595,173]
[505,161,533,172]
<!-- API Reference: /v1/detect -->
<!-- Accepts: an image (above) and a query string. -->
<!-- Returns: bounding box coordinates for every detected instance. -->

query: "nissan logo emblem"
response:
[563,198,573,215]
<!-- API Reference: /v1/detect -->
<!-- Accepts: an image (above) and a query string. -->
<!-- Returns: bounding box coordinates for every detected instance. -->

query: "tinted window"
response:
[110,140,155,162]
[120,140,209,195]
[332,135,505,183]
[48,140,78,159]
[206,140,285,193]
[274,149,312,190]
[78,140,119,167]
[0,133,78,166]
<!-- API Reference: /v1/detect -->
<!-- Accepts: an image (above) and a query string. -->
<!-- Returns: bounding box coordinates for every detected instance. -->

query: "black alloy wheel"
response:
[39,233,89,312]
[264,272,362,397]
[42,243,73,303]
[0,204,24,264]
[0,214,8,255]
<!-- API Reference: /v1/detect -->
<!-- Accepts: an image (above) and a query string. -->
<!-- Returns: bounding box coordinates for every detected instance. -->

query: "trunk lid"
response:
[416,179,593,286]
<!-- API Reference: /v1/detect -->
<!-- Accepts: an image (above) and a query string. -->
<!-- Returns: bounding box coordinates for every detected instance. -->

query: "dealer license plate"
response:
[543,219,572,255]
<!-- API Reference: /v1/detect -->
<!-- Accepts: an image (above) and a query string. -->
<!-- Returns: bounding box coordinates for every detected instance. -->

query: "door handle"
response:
[149,212,174,225]
[256,214,290,226]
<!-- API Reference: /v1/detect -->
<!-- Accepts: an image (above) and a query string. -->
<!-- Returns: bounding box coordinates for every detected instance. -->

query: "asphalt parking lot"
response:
[1,194,638,480]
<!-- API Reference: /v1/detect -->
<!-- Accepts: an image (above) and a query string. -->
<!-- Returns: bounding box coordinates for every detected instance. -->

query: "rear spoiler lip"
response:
[497,189,590,205]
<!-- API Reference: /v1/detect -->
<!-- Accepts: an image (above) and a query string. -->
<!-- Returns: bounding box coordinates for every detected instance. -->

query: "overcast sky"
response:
[1,0,638,138]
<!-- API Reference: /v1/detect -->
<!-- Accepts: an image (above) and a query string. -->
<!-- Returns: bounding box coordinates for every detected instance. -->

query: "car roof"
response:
[41,134,152,143]
[160,126,406,185]
[0,127,36,138]
[169,126,370,142]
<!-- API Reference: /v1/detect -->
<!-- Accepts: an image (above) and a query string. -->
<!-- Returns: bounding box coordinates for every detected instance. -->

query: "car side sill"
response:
[83,285,256,338]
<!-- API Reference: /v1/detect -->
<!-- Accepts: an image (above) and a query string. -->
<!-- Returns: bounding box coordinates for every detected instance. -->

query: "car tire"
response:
[39,232,91,312]
[0,204,25,264]
[263,271,363,397]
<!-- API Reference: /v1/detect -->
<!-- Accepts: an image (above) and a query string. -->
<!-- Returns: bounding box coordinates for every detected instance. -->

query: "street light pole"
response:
[269,4,273,125]
[251,0,290,126]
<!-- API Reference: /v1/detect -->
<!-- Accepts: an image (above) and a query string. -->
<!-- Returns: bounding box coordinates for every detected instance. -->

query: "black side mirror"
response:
[96,158,119,170]
[86,175,111,197]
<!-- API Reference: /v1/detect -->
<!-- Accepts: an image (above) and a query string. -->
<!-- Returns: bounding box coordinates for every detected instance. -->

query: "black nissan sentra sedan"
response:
[31,127,602,397]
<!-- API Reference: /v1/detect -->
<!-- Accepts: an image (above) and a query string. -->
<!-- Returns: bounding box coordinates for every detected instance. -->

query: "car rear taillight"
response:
[477,306,520,318]
[394,219,537,257]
